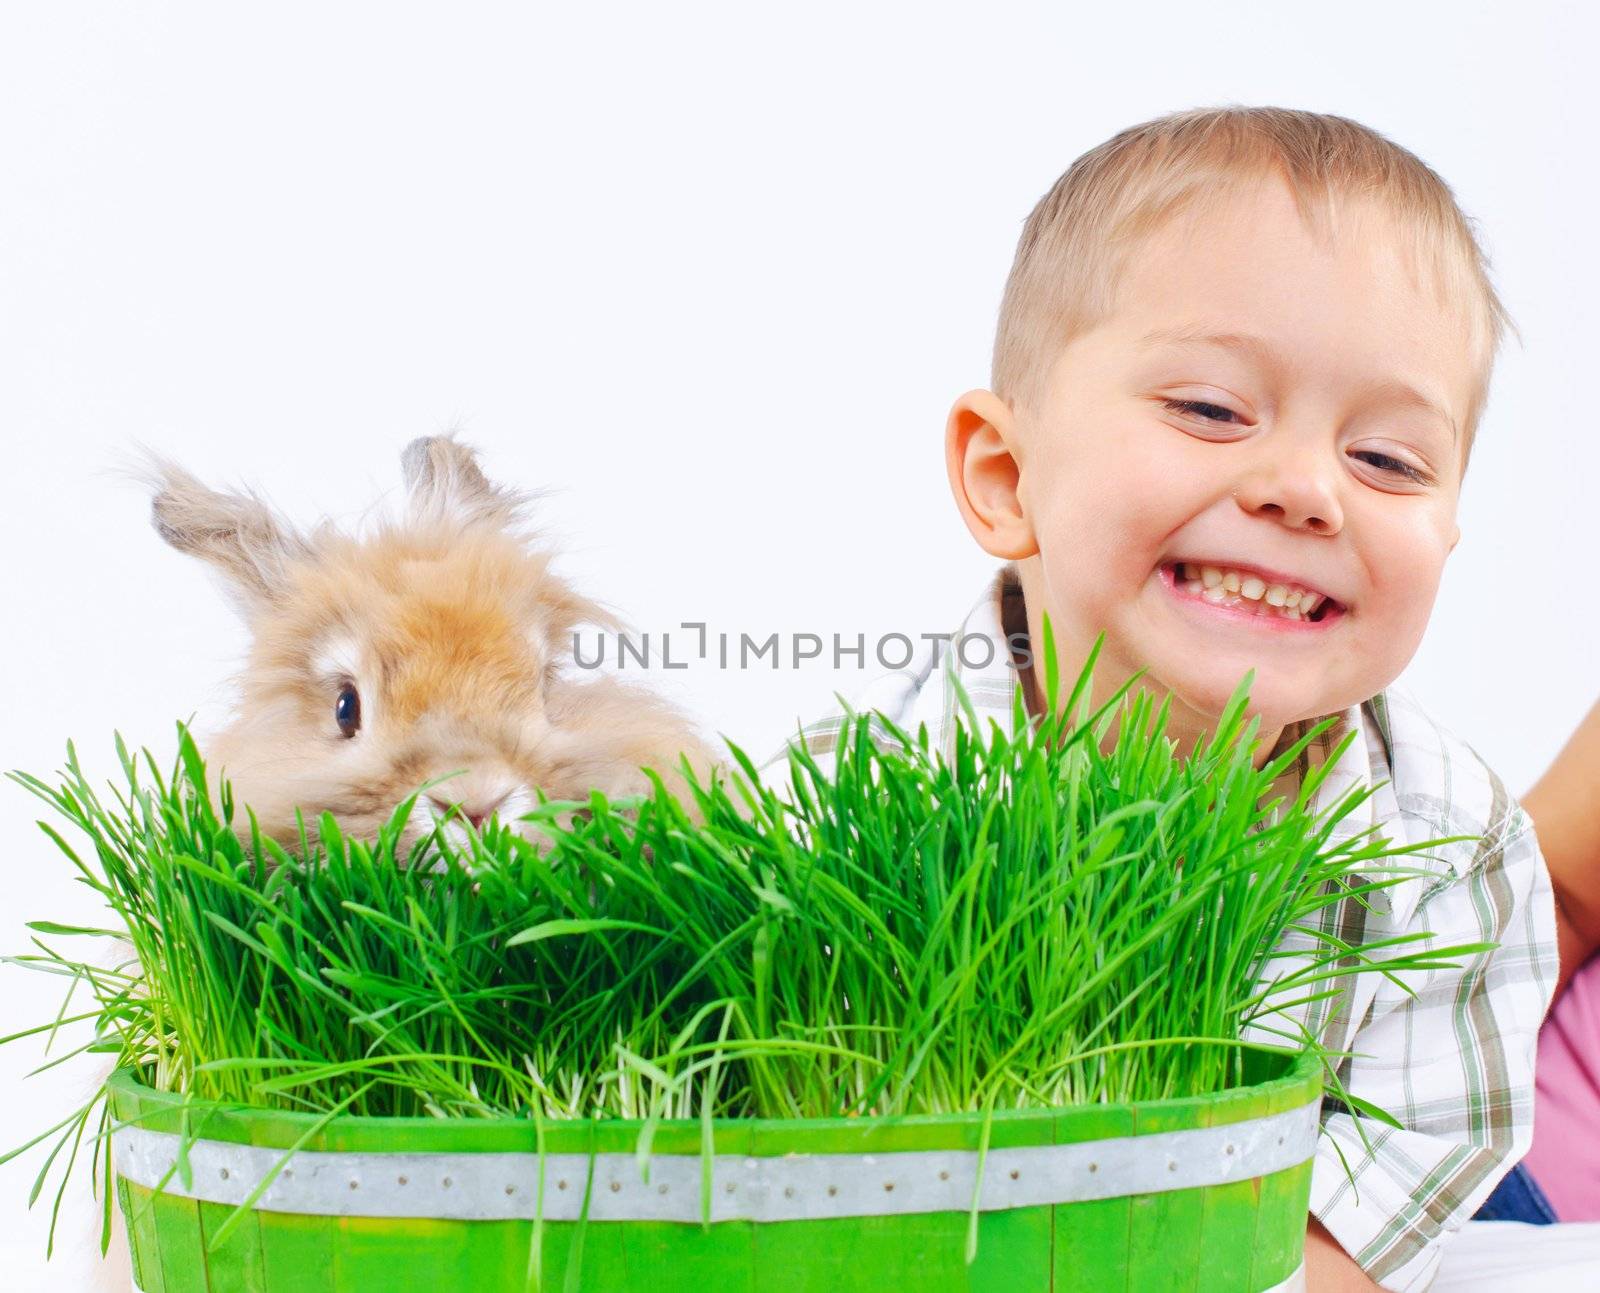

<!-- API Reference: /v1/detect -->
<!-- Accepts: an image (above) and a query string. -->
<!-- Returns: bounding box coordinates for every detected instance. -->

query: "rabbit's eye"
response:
[335,683,362,737]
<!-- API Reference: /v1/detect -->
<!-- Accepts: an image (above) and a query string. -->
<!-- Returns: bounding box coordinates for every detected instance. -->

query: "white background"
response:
[2,3,1596,1287]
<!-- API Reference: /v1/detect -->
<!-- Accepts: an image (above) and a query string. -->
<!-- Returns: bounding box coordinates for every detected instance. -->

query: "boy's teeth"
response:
[1172,562,1330,622]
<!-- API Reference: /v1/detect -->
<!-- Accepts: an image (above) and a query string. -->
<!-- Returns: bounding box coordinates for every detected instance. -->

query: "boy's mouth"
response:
[1158,561,1346,627]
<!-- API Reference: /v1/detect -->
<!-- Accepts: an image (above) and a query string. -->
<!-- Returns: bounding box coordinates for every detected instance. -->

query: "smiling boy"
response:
[763,107,1558,1290]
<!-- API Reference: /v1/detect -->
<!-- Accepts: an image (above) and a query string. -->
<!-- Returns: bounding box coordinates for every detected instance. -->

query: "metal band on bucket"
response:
[113,1100,1317,1223]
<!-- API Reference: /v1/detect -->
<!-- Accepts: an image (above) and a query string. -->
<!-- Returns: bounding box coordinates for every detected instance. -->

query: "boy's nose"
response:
[1231,451,1343,535]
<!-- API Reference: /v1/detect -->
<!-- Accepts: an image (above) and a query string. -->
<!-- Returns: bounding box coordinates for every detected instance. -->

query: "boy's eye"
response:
[1350,449,1430,484]
[1164,398,1240,424]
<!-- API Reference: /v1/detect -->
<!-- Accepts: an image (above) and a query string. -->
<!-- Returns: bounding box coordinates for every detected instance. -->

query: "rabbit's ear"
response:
[145,455,308,611]
[402,434,531,532]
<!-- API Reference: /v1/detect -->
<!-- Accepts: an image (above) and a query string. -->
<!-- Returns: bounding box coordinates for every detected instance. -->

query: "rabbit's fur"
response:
[151,433,722,850]
[71,435,722,1291]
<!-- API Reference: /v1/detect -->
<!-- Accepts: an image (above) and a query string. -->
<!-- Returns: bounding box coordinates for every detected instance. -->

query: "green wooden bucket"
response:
[108,1047,1320,1292]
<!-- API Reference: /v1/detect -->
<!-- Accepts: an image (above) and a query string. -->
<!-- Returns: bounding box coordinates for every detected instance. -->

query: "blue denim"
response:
[1473,1161,1560,1224]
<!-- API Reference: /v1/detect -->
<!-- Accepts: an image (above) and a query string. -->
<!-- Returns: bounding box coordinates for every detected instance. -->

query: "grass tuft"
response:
[3,626,1487,1255]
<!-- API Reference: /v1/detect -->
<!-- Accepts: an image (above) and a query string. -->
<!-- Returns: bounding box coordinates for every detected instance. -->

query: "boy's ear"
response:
[945,389,1038,561]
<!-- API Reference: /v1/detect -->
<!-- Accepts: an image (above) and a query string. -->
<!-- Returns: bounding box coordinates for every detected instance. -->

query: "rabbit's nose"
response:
[427,791,510,830]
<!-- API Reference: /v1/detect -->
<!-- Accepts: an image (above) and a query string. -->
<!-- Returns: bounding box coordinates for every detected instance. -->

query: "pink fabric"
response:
[1524,953,1600,1220]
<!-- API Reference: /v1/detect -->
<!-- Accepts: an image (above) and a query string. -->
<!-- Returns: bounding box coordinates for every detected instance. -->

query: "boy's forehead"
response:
[1096,179,1477,433]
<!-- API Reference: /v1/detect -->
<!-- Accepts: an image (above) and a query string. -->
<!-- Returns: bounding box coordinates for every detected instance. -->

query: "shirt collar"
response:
[905,562,1026,762]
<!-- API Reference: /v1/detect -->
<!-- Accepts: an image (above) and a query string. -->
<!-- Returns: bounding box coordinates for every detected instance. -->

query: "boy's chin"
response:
[1146,664,1350,747]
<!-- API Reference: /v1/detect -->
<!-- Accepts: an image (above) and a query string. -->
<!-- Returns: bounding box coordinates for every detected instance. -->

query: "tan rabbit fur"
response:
[71,436,723,1292]
[147,433,723,853]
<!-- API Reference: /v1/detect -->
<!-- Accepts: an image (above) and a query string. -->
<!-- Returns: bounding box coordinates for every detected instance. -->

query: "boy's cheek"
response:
[1362,518,1454,624]
[1032,443,1186,555]
[1366,596,1435,678]
[1339,564,1446,701]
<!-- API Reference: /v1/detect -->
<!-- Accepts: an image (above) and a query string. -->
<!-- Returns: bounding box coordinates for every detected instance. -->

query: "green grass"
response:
[1,625,1490,1254]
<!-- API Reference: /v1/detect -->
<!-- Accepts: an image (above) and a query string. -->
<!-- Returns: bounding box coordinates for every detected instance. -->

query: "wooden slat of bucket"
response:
[197,1197,267,1291]
[972,1205,1055,1289]
[256,1208,334,1292]
[119,1176,165,1293]
[1203,1063,1288,1293]
[146,1189,205,1292]
[1247,1066,1319,1291]
[614,1219,756,1290]
[451,1218,546,1285]
[1193,1082,1258,1293]
[1195,1176,1265,1292]
[756,1215,919,1292]
[1195,1174,1265,1290]
[757,1209,1054,1290]
[1129,1096,1211,1288]
[955,1093,1064,1291]
[588,1123,760,1288]
[609,1216,749,1288]
[330,1215,498,1291]
[1250,1161,1313,1290]
[1053,1099,1135,1288]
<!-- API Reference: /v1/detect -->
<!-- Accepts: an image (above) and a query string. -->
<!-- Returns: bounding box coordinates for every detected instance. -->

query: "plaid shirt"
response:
[759,561,1558,1291]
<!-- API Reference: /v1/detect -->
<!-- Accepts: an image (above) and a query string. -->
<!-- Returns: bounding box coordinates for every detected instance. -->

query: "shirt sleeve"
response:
[1309,801,1558,1291]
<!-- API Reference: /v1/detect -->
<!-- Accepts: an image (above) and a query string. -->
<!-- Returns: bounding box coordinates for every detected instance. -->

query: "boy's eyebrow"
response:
[1136,325,1460,443]
[1138,325,1282,365]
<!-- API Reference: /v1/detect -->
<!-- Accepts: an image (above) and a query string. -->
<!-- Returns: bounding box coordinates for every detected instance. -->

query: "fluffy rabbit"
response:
[150,433,723,850]
[70,435,723,1292]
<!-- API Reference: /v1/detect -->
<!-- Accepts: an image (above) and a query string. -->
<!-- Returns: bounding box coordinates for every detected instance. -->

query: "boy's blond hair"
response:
[993,105,1514,458]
